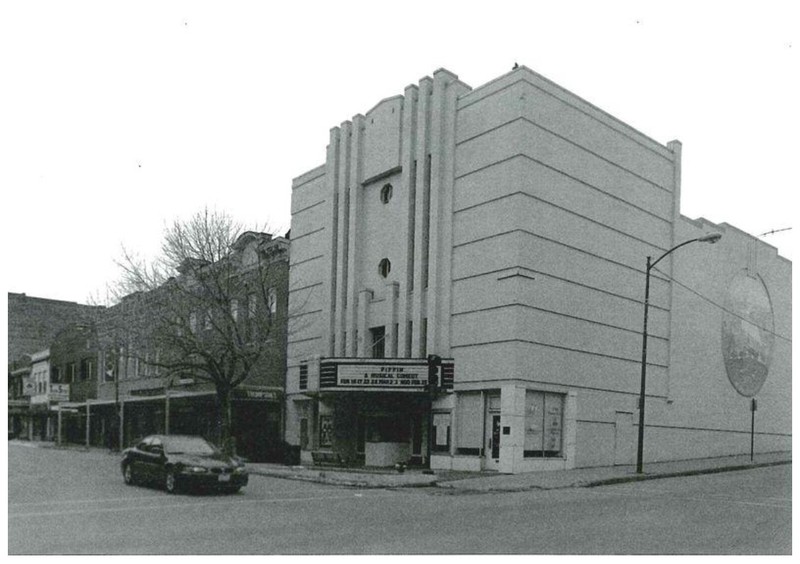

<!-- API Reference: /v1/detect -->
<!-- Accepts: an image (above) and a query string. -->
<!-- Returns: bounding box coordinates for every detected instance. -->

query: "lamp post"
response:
[165,375,177,435]
[636,232,721,474]
[426,355,442,467]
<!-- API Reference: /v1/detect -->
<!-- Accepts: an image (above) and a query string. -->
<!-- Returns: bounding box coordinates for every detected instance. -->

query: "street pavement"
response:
[11,439,792,491]
[8,441,791,554]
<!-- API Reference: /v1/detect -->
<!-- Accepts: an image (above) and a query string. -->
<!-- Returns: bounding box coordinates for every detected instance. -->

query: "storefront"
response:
[294,358,453,467]
[59,391,218,451]
[58,387,282,461]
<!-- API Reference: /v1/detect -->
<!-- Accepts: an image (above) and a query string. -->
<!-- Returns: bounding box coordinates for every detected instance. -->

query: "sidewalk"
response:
[11,440,790,492]
[245,451,791,491]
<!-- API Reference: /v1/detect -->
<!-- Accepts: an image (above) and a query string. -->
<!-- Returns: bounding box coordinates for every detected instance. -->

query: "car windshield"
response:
[162,436,217,455]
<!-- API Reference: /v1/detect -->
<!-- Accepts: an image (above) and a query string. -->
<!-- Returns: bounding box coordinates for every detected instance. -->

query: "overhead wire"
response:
[651,265,791,345]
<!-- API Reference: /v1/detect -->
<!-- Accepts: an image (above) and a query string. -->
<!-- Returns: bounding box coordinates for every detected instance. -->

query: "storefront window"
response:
[456,393,482,455]
[432,412,451,452]
[524,391,564,458]
[319,415,333,448]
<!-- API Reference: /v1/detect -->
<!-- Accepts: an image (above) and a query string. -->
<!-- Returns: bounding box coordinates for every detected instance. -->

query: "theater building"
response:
[284,66,791,472]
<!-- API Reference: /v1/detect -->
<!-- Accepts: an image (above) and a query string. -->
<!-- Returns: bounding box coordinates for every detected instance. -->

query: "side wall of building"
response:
[286,166,328,448]
[8,293,102,362]
[449,68,681,470]
[650,217,792,460]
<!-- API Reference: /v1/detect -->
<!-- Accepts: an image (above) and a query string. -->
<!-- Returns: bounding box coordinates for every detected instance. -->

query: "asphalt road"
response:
[7,442,791,554]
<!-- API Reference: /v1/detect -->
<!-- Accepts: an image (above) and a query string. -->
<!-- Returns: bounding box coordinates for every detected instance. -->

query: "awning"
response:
[60,390,217,409]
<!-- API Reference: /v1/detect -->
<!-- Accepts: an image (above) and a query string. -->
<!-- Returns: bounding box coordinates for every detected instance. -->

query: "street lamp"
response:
[165,375,177,435]
[636,232,722,474]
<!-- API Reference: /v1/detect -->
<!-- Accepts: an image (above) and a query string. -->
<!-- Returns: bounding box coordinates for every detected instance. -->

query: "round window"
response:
[378,258,391,278]
[380,183,393,204]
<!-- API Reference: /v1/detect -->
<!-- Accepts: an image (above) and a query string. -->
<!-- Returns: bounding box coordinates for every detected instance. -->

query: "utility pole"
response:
[750,398,757,462]
[426,355,441,467]
[86,399,91,448]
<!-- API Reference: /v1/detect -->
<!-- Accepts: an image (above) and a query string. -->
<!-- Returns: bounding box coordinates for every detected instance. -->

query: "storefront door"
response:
[484,395,501,471]
[410,414,423,465]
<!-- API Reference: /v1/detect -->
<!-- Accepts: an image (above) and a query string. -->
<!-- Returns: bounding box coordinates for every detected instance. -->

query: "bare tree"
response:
[109,208,288,454]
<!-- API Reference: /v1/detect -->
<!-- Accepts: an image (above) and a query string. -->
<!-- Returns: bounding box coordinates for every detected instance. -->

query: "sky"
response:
[2,1,797,307]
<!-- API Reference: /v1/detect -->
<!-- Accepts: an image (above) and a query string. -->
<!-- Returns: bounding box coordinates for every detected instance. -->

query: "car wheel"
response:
[225,486,241,494]
[165,469,178,494]
[123,464,135,486]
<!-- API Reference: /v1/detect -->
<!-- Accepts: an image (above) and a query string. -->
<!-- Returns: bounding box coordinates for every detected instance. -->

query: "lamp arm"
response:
[649,238,702,271]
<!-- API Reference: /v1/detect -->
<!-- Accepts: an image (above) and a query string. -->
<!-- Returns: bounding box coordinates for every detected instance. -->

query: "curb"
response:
[249,460,791,491]
[579,459,791,489]
[247,469,439,489]
[437,459,793,493]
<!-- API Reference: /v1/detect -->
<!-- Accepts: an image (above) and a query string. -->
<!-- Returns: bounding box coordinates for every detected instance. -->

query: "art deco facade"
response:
[285,66,791,472]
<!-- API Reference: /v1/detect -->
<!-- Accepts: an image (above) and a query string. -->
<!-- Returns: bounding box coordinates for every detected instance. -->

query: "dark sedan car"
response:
[121,435,248,494]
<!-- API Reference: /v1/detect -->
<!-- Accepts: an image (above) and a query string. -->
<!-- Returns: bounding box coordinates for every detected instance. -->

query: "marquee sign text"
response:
[337,365,429,389]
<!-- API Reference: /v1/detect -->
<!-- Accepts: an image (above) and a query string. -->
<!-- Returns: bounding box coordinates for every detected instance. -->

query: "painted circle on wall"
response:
[721,270,775,397]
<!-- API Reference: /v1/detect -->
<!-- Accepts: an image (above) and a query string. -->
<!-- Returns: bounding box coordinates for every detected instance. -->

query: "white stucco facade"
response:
[284,66,791,473]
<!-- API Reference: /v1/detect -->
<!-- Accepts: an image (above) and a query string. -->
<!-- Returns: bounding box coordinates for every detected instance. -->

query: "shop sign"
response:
[131,387,165,397]
[22,378,36,396]
[336,364,429,389]
[236,389,279,401]
[49,383,69,402]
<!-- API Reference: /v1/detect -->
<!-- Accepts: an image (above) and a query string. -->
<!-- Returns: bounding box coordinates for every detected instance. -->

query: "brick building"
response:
[8,294,103,439]
[8,292,103,363]
[75,232,290,460]
[8,233,290,462]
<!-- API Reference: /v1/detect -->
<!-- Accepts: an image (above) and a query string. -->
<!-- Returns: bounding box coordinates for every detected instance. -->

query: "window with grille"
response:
[299,362,308,390]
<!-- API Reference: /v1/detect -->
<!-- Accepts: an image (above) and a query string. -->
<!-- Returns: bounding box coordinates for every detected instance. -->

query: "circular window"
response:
[380,183,393,204]
[378,258,391,278]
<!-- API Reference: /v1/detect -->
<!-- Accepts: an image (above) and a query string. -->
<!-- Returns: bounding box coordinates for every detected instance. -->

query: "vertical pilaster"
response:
[357,289,372,357]
[334,122,352,356]
[387,282,399,358]
[397,84,418,358]
[427,69,461,356]
[500,385,525,474]
[322,127,342,357]
[411,77,432,357]
[346,115,365,356]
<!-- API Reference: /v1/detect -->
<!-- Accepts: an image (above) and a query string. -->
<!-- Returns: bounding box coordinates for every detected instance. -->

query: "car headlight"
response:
[233,466,247,474]
[184,466,208,474]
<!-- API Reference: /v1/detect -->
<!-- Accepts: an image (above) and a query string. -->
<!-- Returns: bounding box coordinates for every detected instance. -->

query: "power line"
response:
[652,266,791,344]
[758,227,792,238]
